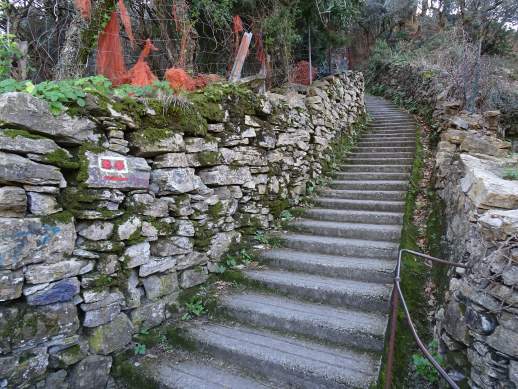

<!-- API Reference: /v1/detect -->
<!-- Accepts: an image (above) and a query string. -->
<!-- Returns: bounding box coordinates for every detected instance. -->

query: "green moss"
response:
[238,214,263,236]
[77,142,106,184]
[91,274,115,291]
[40,210,74,226]
[112,354,160,389]
[189,93,226,122]
[1,128,48,140]
[197,151,223,166]
[268,198,290,218]
[164,326,197,351]
[44,149,80,169]
[208,201,224,219]
[192,223,213,251]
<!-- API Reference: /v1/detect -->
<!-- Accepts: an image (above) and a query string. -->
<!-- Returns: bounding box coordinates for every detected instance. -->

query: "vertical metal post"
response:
[308,26,312,85]
[229,32,252,82]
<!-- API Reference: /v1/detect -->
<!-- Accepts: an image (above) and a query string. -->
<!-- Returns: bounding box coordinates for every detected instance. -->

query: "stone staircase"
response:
[144,96,417,388]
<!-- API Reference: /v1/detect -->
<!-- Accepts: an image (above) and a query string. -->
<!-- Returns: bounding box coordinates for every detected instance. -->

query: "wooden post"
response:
[308,26,313,85]
[229,32,252,82]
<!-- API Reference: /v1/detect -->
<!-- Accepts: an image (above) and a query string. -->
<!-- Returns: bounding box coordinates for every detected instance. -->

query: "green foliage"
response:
[253,231,283,247]
[0,34,21,79]
[181,296,207,320]
[503,167,518,180]
[190,0,234,27]
[133,343,146,356]
[412,340,445,384]
[114,81,173,99]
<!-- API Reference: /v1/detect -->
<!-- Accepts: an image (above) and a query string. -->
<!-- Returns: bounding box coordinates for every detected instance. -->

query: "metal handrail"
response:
[384,249,468,389]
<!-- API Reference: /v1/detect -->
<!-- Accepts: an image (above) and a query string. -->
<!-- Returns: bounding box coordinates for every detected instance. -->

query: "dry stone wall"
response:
[0,72,364,388]
[371,64,518,388]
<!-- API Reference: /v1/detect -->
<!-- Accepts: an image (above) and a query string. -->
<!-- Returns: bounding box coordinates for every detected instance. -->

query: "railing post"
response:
[385,286,399,389]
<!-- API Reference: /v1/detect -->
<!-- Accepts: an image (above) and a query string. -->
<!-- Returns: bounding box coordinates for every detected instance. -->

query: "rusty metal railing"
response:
[384,249,468,389]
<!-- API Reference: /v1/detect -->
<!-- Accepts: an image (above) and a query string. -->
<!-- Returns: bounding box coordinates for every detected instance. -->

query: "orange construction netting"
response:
[165,68,196,91]
[96,11,128,86]
[75,0,91,19]
[126,39,158,86]
[290,60,317,86]
[118,0,135,48]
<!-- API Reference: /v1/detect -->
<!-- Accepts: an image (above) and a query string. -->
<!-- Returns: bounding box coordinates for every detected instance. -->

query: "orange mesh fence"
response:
[118,0,135,48]
[165,67,196,91]
[289,60,316,86]
[127,39,158,86]
[96,11,128,85]
[74,0,91,19]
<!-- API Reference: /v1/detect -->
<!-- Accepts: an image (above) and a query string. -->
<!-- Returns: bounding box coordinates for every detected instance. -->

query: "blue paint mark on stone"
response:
[27,278,79,306]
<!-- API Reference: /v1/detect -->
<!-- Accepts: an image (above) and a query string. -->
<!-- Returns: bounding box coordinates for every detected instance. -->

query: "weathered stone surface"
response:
[127,193,169,217]
[82,303,121,327]
[88,313,133,355]
[460,155,518,209]
[153,153,189,168]
[460,134,510,157]
[0,346,48,388]
[83,151,151,189]
[443,300,469,345]
[41,369,68,389]
[49,343,88,369]
[177,251,208,270]
[80,291,124,312]
[151,168,203,194]
[185,137,218,153]
[179,267,209,288]
[26,277,80,305]
[441,129,466,145]
[176,220,195,236]
[25,259,86,284]
[0,152,64,186]
[27,192,60,215]
[123,242,151,268]
[486,325,518,356]
[151,236,193,256]
[0,269,23,301]
[119,270,141,309]
[198,166,254,187]
[130,299,166,330]
[0,92,97,145]
[142,272,179,300]
[77,221,114,241]
[479,209,518,240]
[0,130,71,156]
[0,217,76,270]
[139,256,176,277]
[68,355,112,389]
[131,131,185,157]
[0,186,27,217]
[207,231,241,260]
[116,216,141,240]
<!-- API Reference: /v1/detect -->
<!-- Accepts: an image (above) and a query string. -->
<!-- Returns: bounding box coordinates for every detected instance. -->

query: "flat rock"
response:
[0,130,70,155]
[179,266,208,288]
[26,277,80,305]
[0,269,24,301]
[27,192,60,215]
[77,221,114,241]
[0,151,64,186]
[0,186,27,217]
[151,236,193,256]
[88,313,133,355]
[83,151,150,189]
[130,130,185,157]
[0,217,76,270]
[68,355,112,389]
[198,165,254,187]
[0,92,97,145]
[142,271,179,300]
[151,168,203,194]
[25,259,86,284]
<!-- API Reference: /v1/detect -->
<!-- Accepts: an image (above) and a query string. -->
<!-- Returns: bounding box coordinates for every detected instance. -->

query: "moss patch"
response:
[112,353,160,389]
[1,128,48,140]
[44,149,80,170]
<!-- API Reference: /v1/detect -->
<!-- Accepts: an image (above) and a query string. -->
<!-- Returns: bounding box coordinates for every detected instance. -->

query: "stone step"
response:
[363,132,416,138]
[340,164,412,173]
[304,208,403,224]
[221,292,388,352]
[279,233,399,259]
[259,248,395,283]
[329,180,409,191]
[366,128,415,133]
[346,158,414,166]
[245,269,392,312]
[348,152,414,159]
[357,140,416,147]
[290,219,401,242]
[353,148,416,155]
[188,323,380,389]
[314,197,405,212]
[145,360,274,389]
[319,188,407,200]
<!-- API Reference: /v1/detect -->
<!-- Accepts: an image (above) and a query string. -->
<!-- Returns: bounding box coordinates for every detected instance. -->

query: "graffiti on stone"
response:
[84,151,150,189]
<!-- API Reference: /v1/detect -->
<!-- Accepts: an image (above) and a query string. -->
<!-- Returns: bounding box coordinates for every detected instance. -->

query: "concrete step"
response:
[366,129,416,134]
[259,248,395,283]
[245,269,392,312]
[188,323,380,389]
[363,132,416,138]
[346,158,414,166]
[290,219,401,241]
[304,208,403,224]
[145,360,274,388]
[348,152,414,159]
[319,188,407,200]
[279,233,399,259]
[340,164,412,173]
[357,140,416,147]
[314,197,405,212]
[354,145,416,152]
[329,180,409,191]
[221,292,388,352]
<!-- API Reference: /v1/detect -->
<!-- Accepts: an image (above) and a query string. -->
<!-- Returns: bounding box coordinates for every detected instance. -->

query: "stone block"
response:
[142,271,179,300]
[123,242,151,268]
[0,151,64,186]
[116,216,141,240]
[0,92,97,145]
[0,217,76,270]
[0,346,48,388]
[49,342,88,369]
[207,231,241,260]
[153,153,189,168]
[68,355,112,389]
[151,168,203,194]
[179,266,208,289]
[198,165,254,187]
[130,130,185,157]
[151,236,193,256]
[0,186,27,217]
[139,256,177,277]
[83,151,150,189]
[27,192,60,215]
[130,299,166,331]
[26,277,80,305]
[88,313,133,355]
[177,251,209,270]
[0,269,23,301]
[0,130,71,156]
[77,221,114,241]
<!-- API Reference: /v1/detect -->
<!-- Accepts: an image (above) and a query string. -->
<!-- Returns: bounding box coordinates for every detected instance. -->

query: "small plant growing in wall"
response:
[182,296,207,320]
[411,340,445,384]
[503,167,518,180]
